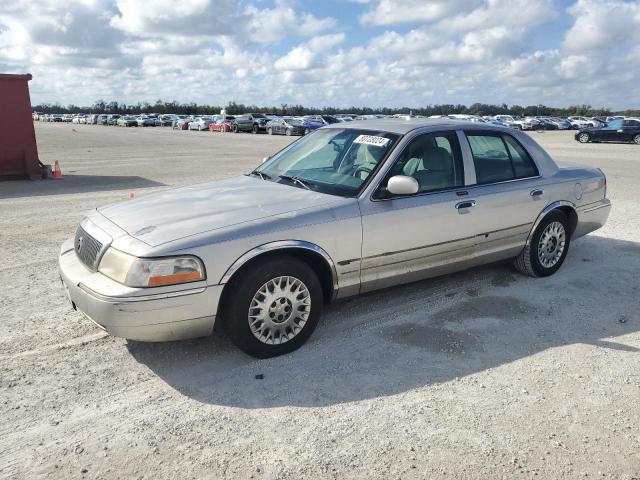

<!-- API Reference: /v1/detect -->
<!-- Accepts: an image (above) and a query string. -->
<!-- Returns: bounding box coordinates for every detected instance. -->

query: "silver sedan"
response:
[59,119,611,357]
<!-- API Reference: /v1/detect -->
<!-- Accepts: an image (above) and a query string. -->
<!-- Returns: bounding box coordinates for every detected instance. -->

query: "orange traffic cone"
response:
[53,160,63,179]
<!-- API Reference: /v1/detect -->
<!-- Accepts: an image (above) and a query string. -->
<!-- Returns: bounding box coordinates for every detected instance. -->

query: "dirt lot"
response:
[1,123,639,479]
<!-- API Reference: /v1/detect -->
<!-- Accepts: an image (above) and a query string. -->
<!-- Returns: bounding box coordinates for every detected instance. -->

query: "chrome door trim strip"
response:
[361,222,533,262]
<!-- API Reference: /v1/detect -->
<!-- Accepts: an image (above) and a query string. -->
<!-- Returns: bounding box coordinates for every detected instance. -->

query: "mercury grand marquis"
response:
[59,119,611,357]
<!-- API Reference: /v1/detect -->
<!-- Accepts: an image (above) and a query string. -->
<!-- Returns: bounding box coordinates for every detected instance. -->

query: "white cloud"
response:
[0,0,638,109]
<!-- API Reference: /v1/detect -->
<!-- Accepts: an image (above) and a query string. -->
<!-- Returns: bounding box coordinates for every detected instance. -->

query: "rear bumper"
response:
[574,198,611,239]
[59,241,223,342]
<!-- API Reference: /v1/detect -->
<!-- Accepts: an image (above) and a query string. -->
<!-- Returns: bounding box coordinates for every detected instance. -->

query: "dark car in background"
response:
[232,113,269,133]
[266,117,305,136]
[576,118,640,144]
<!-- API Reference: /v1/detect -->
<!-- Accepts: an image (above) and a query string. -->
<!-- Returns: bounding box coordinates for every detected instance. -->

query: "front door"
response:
[359,130,478,292]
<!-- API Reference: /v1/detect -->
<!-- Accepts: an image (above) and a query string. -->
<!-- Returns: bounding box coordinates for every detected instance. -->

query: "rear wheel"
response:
[232,124,239,133]
[514,210,570,277]
[578,132,590,143]
[304,128,310,135]
[285,128,292,136]
[252,124,259,134]
[223,255,323,358]
[267,127,273,135]
[633,134,640,145]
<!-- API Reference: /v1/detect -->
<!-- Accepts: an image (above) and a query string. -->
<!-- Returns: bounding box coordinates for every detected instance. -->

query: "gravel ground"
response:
[1,123,639,479]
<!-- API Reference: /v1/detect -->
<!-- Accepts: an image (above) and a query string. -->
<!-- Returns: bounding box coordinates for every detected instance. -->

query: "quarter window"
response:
[466,133,538,184]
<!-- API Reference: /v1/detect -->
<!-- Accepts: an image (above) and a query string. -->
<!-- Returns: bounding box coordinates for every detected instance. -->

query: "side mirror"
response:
[262,156,271,164]
[387,175,419,196]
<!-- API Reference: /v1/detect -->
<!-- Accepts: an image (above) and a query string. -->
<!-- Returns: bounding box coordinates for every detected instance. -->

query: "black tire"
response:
[222,255,323,358]
[633,134,640,145]
[252,124,259,134]
[232,124,239,133]
[285,128,292,136]
[577,132,590,143]
[514,210,570,277]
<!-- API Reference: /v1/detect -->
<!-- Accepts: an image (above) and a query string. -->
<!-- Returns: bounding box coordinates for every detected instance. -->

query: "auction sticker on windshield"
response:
[353,135,390,147]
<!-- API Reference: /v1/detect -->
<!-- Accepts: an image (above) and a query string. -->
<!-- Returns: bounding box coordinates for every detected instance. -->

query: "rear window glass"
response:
[466,133,538,184]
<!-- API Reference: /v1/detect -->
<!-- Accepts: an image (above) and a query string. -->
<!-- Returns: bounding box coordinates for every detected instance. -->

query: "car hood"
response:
[97,176,342,247]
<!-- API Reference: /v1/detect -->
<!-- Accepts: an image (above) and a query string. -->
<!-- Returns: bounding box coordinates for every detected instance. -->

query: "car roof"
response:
[321,118,511,135]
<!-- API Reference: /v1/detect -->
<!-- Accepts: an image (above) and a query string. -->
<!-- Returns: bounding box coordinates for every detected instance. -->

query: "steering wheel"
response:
[352,164,374,179]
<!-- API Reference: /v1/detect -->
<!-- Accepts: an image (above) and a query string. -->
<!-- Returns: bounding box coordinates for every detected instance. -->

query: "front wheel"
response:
[633,134,640,145]
[223,255,323,358]
[514,210,570,277]
[267,127,273,135]
[285,128,292,136]
[252,124,259,134]
[577,132,590,143]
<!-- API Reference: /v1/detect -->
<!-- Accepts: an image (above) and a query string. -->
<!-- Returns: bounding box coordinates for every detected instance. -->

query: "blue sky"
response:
[1,0,638,109]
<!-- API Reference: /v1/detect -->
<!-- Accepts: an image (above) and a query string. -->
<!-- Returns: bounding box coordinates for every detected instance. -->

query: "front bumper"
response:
[58,240,223,342]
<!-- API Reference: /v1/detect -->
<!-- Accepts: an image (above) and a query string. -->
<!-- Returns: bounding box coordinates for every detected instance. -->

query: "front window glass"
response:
[255,129,400,197]
[384,132,464,193]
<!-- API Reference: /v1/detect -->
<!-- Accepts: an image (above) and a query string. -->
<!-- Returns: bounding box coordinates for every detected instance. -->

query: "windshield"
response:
[255,128,400,197]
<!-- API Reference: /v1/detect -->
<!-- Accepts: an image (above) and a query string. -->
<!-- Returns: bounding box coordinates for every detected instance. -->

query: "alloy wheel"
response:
[248,276,311,345]
[537,221,566,268]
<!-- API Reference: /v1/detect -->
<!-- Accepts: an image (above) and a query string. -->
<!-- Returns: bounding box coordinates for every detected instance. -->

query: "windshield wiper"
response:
[249,170,271,180]
[278,174,313,190]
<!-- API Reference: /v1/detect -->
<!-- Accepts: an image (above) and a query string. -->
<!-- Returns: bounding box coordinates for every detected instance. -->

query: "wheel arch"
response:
[526,201,578,248]
[218,241,339,314]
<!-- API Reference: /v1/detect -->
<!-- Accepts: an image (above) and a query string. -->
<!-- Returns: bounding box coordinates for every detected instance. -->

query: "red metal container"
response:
[0,73,42,179]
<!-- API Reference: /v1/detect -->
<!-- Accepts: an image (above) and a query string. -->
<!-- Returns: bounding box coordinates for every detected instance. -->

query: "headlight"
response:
[98,248,205,287]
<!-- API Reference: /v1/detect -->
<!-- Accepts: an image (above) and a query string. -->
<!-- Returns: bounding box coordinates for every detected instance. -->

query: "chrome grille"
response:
[74,225,103,270]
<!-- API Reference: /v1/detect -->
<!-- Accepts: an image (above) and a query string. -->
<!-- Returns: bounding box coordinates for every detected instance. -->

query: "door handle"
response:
[530,189,544,197]
[455,200,476,209]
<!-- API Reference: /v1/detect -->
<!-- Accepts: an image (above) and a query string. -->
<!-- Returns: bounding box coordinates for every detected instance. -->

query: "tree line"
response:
[32,99,639,118]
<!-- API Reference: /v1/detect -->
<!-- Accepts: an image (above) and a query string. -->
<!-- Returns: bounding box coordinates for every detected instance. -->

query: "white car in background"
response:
[568,116,597,129]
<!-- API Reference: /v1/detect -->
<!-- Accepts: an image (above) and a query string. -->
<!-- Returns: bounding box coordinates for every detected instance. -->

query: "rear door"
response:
[622,119,640,141]
[460,131,545,259]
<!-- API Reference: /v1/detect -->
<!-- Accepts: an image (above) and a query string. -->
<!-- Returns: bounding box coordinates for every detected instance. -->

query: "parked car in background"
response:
[189,117,214,131]
[173,117,192,130]
[50,114,64,123]
[576,118,640,144]
[304,115,341,126]
[297,117,324,134]
[232,113,269,133]
[59,118,610,358]
[117,116,138,127]
[136,115,156,127]
[568,116,598,129]
[106,115,121,126]
[209,117,235,132]
[158,115,176,127]
[266,117,306,136]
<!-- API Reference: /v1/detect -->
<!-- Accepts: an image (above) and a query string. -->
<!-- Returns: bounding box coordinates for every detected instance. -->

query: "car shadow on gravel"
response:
[0,175,166,199]
[127,235,640,408]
